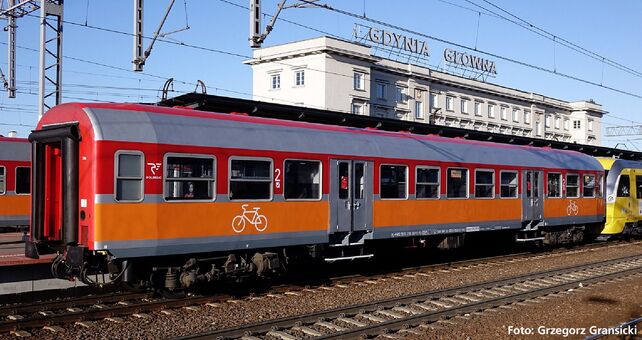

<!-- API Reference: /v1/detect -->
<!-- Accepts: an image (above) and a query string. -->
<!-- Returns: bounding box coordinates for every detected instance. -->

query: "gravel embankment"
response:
[22,241,642,339]
[402,274,642,340]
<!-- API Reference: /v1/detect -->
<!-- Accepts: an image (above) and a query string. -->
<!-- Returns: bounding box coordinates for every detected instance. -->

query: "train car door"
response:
[330,160,373,234]
[522,170,544,221]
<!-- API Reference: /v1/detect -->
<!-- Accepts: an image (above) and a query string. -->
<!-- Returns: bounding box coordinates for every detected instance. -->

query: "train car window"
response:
[547,173,562,198]
[634,176,642,199]
[164,155,215,201]
[617,175,630,197]
[474,170,494,198]
[416,167,439,199]
[380,165,407,199]
[447,168,468,198]
[354,163,365,200]
[596,174,604,197]
[115,152,144,202]
[0,166,4,194]
[582,175,595,197]
[15,167,30,194]
[566,174,580,198]
[284,160,321,200]
[500,171,518,198]
[229,158,272,200]
[338,162,349,199]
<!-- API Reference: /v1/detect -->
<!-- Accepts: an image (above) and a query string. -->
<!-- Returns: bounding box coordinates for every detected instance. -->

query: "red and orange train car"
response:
[0,137,30,231]
[26,102,604,287]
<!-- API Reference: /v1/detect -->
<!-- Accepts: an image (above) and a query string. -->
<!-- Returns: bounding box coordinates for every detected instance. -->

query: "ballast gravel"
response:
[21,241,642,339]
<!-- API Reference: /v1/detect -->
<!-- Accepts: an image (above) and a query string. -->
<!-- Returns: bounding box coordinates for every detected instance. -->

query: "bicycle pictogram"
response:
[232,204,268,233]
[566,200,579,216]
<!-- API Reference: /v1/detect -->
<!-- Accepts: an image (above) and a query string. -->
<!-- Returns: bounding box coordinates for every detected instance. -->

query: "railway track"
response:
[178,254,642,340]
[0,240,639,335]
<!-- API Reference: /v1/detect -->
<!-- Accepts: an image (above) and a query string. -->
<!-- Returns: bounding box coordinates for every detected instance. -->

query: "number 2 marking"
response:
[275,168,281,189]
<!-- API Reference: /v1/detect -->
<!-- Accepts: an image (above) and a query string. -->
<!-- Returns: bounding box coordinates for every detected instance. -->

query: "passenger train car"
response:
[597,157,642,237]
[0,137,30,231]
[26,102,606,288]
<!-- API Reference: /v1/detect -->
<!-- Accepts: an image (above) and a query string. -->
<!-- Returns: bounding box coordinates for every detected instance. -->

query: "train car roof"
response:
[0,137,29,161]
[40,102,603,171]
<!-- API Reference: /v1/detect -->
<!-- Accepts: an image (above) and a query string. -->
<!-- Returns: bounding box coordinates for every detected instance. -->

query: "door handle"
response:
[354,201,361,209]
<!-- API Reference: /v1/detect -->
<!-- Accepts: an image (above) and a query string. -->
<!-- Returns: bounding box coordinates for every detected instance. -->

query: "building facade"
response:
[245,36,606,145]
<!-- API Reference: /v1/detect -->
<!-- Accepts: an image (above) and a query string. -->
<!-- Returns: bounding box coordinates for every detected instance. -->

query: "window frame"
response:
[474,101,482,116]
[375,81,386,99]
[583,174,596,198]
[14,166,30,195]
[294,70,305,87]
[488,104,496,118]
[429,93,439,109]
[162,153,217,203]
[499,170,519,199]
[414,100,424,120]
[512,108,519,122]
[379,163,408,200]
[446,167,469,199]
[0,165,5,195]
[460,98,469,114]
[474,169,495,199]
[566,173,580,198]
[113,150,145,203]
[353,72,365,90]
[617,175,630,197]
[283,158,322,202]
[500,106,508,120]
[415,166,440,200]
[445,96,454,111]
[228,156,274,202]
[546,172,562,198]
[270,73,281,90]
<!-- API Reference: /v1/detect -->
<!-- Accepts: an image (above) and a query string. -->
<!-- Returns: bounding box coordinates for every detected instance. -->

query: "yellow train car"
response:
[597,157,642,237]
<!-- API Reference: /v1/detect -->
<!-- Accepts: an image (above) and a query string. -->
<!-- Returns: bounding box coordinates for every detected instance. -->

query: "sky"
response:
[1,0,641,149]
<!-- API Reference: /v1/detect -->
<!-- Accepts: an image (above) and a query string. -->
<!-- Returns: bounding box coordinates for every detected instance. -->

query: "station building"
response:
[244,36,606,145]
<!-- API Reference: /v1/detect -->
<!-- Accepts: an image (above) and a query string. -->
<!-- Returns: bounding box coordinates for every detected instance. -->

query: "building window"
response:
[566,174,580,198]
[284,160,321,200]
[351,101,365,115]
[488,105,496,118]
[416,167,439,199]
[545,115,551,128]
[535,122,541,136]
[376,82,386,99]
[270,74,281,90]
[461,99,469,114]
[446,96,454,111]
[475,169,494,198]
[500,171,518,198]
[523,110,531,124]
[547,173,561,198]
[0,166,4,194]
[396,86,407,103]
[500,106,508,120]
[474,102,482,116]
[374,106,388,117]
[15,167,30,194]
[229,158,272,200]
[380,164,407,199]
[415,100,424,119]
[564,119,570,130]
[115,151,144,202]
[588,119,594,131]
[555,116,561,129]
[164,155,215,201]
[294,70,305,86]
[447,168,468,198]
[430,93,439,110]
[573,120,581,129]
[353,72,365,90]
[512,108,519,122]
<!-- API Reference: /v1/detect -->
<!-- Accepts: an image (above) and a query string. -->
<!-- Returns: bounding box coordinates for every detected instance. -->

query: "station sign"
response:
[443,48,497,75]
[354,24,429,57]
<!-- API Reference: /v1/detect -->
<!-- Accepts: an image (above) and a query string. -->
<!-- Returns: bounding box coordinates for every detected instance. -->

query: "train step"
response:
[324,254,374,263]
